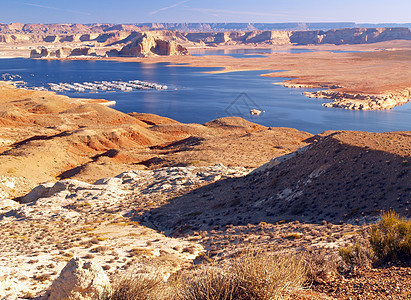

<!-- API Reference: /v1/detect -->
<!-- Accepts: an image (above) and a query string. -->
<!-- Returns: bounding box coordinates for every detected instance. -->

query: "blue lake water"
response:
[0,58,410,134]
[190,48,365,58]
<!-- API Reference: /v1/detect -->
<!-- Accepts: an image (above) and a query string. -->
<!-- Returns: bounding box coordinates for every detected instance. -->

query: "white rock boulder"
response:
[48,257,110,300]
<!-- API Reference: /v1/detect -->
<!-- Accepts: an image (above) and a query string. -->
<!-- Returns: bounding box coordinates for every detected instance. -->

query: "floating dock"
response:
[1,73,168,94]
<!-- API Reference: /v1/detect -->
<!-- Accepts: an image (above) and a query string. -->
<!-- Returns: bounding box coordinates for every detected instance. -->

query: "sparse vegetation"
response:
[339,211,411,267]
[369,210,411,265]
[338,243,372,266]
[305,251,340,283]
[226,250,307,299]
[97,274,163,300]
[97,250,307,300]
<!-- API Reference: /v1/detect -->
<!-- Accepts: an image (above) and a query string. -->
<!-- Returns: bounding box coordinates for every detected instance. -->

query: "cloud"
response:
[185,7,290,18]
[23,2,91,16]
[149,0,189,16]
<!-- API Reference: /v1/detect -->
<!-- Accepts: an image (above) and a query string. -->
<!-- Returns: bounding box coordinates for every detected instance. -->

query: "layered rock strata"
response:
[107,34,189,57]
[30,47,97,58]
[304,88,411,110]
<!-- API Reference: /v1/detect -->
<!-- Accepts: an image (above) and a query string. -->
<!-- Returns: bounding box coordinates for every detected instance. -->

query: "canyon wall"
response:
[184,27,411,45]
[2,22,411,35]
[0,23,144,34]
[184,30,292,45]
[290,27,411,45]
[1,25,411,48]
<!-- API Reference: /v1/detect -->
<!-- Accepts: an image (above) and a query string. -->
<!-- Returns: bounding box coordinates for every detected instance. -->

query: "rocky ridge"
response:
[143,131,410,235]
[2,27,411,48]
[304,88,411,110]
[290,27,411,45]
[0,82,311,198]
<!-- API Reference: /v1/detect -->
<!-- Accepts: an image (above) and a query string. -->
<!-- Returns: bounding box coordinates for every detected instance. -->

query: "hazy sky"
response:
[1,0,410,24]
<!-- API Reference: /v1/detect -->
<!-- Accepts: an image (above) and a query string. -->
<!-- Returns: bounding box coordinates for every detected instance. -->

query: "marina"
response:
[45,80,168,93]
[1,73,168,93]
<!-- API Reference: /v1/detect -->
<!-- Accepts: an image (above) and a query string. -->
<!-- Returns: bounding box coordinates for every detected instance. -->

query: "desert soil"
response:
[0,41,410,299]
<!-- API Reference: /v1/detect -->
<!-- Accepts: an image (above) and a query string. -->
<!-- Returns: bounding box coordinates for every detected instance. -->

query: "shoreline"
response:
[1,42,411,110]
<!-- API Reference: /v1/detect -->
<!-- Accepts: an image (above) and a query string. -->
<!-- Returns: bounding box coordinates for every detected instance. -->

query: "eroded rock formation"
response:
[184,30,292,45]
[2,26,411,49]
[290,27,411,45]
[30,47,97,58]
[304,88,411,110]
[107,33,190,57]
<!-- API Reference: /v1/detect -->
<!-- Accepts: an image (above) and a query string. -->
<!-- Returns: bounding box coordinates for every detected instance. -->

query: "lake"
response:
[0,58,410,134]
[190,48,364,58]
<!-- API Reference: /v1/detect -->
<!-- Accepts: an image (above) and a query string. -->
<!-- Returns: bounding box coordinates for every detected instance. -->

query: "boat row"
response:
[47,80,168,93]
[1,73,22,81]
[0,73,168,93]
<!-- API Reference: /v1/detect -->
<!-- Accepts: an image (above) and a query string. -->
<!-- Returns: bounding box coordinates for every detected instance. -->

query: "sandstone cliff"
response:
[184,30,291,45]
[2,27,410,48]
[3,22,411,35]
[107,34,190,57]
[290,27,411,45]
[30,47,97,58]
[183,27,411,46]
[0,23,127,34]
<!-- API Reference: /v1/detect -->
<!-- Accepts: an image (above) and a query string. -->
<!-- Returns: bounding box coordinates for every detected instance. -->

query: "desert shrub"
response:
[97,273,163,300]
[175,250,307,300]
[173,266,236,300]
[231,250,307,299]
[338,243,372,267]
[369,210,411,265]
[304,251,340,283]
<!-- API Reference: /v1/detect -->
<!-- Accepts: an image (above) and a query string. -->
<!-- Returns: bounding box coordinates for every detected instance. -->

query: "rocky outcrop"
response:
[3,27,411,48]
[3,22,411,35]
[184,30,291,45]
[69,47,97,56]
[47,257,110,300]
[30,48,49,58]
[30,47,97,58]
[290,27,411,45]
[55,47,73,58]
[184,27,411,46]
[108,34,190,57]
[0,23,118,35]
[304,88,411,110]
[143,22,361,32]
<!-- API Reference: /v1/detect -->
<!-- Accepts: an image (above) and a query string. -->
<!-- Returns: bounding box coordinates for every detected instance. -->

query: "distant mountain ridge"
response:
[1,22,411,34]
[139,22,357,32]
[139,22,411,32]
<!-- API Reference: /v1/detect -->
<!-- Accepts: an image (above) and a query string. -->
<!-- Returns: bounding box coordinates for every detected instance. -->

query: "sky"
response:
[1,0,410,24]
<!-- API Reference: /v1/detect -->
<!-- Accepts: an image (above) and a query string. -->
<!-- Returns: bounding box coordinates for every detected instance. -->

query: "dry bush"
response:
[230,250,307,299]
[338,243,372,267]
[370,210,411,265]
[174,250,307,300]
[304,251,340,283]
[338,211,411,267]
[97,273,164,300]
[172,266,235,300]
